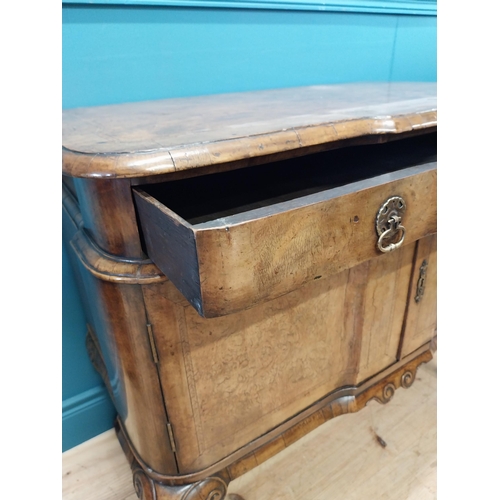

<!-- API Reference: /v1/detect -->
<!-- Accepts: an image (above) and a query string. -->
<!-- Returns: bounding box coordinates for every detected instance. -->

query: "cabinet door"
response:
[142,242,415,473]
[399,234,437,358]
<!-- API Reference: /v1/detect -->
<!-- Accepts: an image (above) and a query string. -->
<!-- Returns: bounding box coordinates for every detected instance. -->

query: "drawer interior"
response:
[138,132,436,226]
[133,131,437,317]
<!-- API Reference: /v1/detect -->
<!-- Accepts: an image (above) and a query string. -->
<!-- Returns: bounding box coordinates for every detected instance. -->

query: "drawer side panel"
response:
[134,188,203,314]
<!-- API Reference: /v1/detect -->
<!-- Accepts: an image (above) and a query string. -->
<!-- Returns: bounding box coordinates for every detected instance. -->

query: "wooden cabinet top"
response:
[62,82,436,179]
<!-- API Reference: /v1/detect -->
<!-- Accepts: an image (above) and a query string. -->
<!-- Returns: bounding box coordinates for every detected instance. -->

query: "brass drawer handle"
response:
[377,219,406,253]
[376,196,406,253]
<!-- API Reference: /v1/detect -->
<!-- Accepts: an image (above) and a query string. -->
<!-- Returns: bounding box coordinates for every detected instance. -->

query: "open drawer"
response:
[133,132,437,318]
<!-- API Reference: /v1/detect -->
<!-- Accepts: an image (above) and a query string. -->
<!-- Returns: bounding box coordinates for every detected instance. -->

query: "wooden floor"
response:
[62,356,436,500]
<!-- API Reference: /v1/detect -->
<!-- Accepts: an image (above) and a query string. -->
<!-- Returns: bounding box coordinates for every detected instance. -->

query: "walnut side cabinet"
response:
[62,83,437,500]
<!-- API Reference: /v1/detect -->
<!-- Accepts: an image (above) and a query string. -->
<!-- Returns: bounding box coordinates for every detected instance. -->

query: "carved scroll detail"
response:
[133,468,157,500]
[127,448,233,500]
[382,383,396,403]
[401,371,414,388]
[181,477,227,500]
[131,461,230,500]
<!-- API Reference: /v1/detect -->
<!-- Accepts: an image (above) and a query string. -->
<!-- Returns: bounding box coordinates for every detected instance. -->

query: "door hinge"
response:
[414,259,428,303]
[166,422,177,453]
[146,323,159,364]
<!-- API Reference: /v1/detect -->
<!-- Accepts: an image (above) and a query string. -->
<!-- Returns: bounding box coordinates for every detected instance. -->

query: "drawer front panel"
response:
[135,162,436,318]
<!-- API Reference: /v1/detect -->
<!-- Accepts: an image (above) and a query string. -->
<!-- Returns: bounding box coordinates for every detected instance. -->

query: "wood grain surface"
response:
[70,229,165,285]
[73,178,144,258]
[62,355,437,500]
[136,163,436,317]
[400,234,437,358]
[62,82,438,498]
[62,83,436,179]
[142,244,417,473]
[73,273,177,474]
[64,233,177,474]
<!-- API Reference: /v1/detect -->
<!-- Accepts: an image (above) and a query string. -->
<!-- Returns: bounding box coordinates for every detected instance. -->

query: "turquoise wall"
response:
[62,1,436,451]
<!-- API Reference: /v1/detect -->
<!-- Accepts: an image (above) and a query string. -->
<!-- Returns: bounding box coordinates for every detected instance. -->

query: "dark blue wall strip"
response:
[62,386,117,452]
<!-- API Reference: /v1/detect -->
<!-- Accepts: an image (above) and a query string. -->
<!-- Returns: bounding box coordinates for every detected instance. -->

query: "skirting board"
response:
[63,385,116,452]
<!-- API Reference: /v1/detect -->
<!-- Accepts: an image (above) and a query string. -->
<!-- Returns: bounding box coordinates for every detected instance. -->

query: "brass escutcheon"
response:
[375,196,406,253]
[415,259,428,302]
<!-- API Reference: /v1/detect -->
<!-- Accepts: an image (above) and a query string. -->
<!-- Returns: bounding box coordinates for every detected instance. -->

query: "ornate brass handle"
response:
[376,196,406,253]
[377,217,406,253]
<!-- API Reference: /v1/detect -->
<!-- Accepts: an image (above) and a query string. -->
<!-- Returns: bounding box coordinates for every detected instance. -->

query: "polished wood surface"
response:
[111,346,432,499]
[135,162,436,317]
[400,234,437,358]
[62,83,436,179]
[62,355,437,500]
[74,178,144,258]
[142,246,419,472]
[355,243,415,384]
[226,348,433,483]
[62,83,437,498]
[70,229,165,285]
[64,187,176,474]
[79,276,177,474]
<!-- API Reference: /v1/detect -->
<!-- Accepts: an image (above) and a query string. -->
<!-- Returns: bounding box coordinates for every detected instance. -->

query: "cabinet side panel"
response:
[74,177,144,258]
[70,253,177,474]
[399,234,437,358]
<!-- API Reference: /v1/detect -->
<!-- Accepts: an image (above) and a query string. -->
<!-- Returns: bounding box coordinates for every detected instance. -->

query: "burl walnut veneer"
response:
[62,83,437,500]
